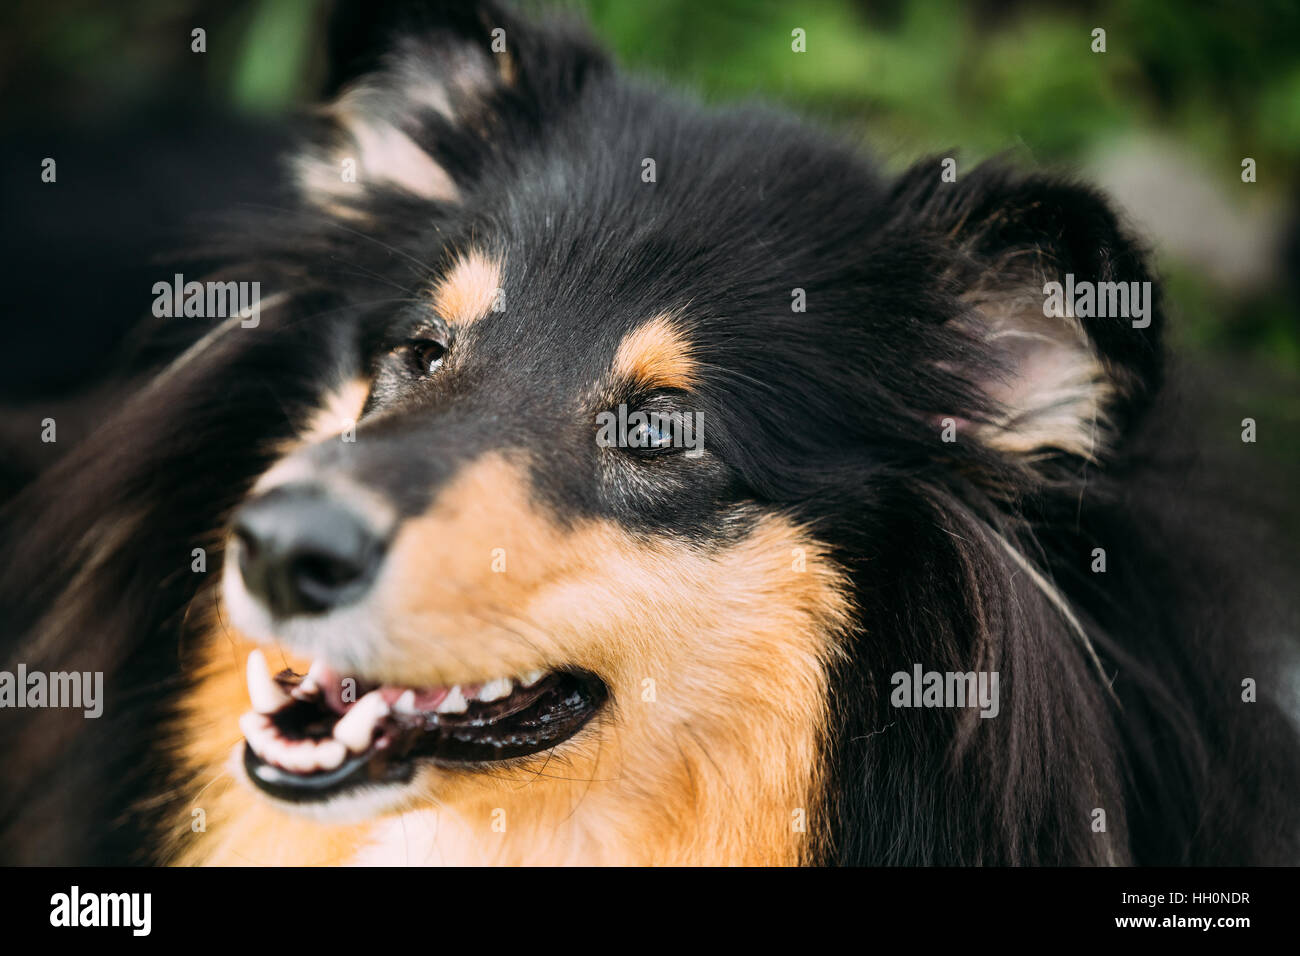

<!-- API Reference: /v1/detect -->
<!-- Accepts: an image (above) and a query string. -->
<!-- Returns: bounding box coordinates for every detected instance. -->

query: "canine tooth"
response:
[247,650,291,714]
[295,659,326,698]
[393,690,419,714]
[435,685,469,714]
[520,669,544,687]
[478,677,513,702]
[333,691,389,752]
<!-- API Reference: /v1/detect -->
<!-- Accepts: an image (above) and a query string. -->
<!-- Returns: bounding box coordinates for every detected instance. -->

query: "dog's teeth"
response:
[436,685,469,714]
[333,690,390,752]
[241,708,350,773]
[478,677,513,702]
[279,740,319,773]
[520,669,544,687]
[239,711,270,740]
[297,738,342,773]
[393,689,419,714]
[316,738,347,770]
[270,740,305,771]
[246,651,291,714]
[294,659,326,699]
[240,714,280,764]
[255,732,289,766]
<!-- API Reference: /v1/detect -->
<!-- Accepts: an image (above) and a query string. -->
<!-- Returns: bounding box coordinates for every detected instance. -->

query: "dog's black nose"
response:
[233,486,384,618]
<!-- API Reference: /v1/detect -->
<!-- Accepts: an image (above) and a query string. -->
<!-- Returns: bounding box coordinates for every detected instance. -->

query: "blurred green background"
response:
[3,0,1298,442]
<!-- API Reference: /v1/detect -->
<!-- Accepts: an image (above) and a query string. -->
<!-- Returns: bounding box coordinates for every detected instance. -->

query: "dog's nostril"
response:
[294,552,361,588]
[289,550,370,607]
[232,485,385,618]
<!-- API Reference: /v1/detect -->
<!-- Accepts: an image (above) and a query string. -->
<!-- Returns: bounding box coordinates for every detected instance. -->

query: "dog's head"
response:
[215,0,1161,857]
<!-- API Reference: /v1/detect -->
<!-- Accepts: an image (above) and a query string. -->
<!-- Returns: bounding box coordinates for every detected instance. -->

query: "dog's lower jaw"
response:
[166,647,837,864]
[169,703,831,866]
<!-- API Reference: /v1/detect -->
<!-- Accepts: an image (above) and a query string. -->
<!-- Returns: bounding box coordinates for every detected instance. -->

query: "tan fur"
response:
[248,376,373,490]
[496,49,518,87]
[430,250,503,326]
[612,313,697,392]
[168,455,851,865]
[299,378,370,445]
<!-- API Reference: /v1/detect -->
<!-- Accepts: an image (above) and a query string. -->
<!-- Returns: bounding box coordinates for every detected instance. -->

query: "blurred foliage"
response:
[574,0,1300,168]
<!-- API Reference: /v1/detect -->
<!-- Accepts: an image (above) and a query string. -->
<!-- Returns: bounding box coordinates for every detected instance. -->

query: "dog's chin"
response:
[234,649,609,817]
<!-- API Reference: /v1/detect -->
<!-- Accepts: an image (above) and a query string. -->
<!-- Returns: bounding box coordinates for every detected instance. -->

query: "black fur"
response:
[1,0,1296,865]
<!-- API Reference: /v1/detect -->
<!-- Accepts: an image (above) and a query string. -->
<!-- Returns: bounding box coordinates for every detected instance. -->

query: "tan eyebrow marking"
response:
[613,313,697,391]
[430,250,503,326]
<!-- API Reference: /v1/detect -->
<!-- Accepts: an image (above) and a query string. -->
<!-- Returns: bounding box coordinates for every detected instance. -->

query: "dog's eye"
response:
[406,339,447,375]
[622,408,694,457]
[627,416,676,451]
[597,402,700,459]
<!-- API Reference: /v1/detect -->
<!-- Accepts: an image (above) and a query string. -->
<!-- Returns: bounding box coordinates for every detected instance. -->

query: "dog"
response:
[1,0,1297,866]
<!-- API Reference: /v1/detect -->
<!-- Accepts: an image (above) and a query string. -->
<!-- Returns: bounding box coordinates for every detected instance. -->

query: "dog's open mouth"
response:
[239,651,607,803]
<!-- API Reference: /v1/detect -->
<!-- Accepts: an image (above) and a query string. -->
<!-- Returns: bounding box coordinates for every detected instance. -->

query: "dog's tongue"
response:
[319,666,354,714]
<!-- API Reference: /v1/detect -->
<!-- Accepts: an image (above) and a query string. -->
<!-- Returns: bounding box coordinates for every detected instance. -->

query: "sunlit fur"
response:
[2,1,1297,866]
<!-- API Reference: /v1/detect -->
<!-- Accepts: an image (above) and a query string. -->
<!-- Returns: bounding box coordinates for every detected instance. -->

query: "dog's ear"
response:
[294,0,607,211]
[889,160,1164,465]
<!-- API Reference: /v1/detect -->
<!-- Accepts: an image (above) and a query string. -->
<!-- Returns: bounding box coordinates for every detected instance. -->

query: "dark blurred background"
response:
[2,0,1297,479]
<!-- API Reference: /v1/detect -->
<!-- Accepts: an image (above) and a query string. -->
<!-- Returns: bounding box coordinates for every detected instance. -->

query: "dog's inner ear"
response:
[293,34,503,210]
[902,163,1162,464]
[958,272,1114,462]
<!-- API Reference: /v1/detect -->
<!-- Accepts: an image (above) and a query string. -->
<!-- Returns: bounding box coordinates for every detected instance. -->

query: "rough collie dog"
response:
[1,0,1297,866]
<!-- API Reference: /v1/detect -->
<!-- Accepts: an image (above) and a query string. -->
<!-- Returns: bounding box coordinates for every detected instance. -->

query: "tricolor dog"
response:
[1,0,1296,866]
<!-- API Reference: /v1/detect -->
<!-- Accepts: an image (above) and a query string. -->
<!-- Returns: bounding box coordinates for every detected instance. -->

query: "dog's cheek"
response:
[519,515,855,864]
[383,507,853,864]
